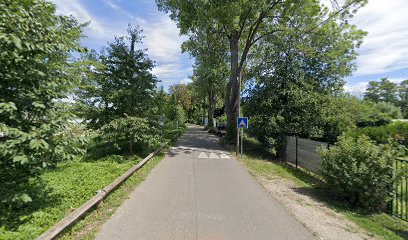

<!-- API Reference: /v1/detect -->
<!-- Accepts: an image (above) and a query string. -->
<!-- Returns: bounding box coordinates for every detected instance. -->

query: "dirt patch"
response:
[256,176,379,240]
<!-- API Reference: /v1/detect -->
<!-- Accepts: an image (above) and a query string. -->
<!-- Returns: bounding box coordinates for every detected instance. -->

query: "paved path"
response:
[96,125,315,240]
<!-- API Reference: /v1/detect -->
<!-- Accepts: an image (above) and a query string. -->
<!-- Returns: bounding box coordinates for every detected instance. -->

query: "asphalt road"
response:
[96,124,315,240]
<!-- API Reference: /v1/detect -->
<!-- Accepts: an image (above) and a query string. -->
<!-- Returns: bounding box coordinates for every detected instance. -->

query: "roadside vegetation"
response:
[2,0,408,239]
[235,137,408,240]
[1,1,186,239]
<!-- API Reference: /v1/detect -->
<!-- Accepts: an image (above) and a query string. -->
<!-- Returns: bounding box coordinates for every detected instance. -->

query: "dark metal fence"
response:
[286,137,408,221]
[285,136,328,174]
[391,158,408,221]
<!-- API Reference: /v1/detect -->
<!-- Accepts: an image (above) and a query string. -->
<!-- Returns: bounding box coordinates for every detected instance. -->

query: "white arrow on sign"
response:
[239,119,246,127]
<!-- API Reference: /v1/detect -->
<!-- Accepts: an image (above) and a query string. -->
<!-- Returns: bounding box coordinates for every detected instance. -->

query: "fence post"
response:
[295,136,298,168]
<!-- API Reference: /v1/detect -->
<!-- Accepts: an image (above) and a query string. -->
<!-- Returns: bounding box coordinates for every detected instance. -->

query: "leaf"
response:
[10,35,22,49]
[32,101,46,109]
[29,139,49,150]
[13,155,28,164]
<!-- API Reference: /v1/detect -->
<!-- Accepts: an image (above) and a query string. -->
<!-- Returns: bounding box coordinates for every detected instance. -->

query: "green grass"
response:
[0,156,136,240]
[57,153,166,240]
[0,127,184,240]
[229,136,408,240]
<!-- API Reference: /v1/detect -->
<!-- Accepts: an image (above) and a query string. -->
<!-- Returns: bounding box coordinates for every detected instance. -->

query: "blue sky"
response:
[52,0,408,92]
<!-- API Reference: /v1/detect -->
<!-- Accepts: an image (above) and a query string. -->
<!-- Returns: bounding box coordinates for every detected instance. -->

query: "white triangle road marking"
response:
[220,154,230,159]
[198,152,208,158]
[209,152,219,158]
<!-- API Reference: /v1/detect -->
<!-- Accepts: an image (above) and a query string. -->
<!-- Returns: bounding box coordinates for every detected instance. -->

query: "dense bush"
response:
[319,135,396,211]
[347,122,408,151]
[99,117,161,155]
[373,102,403,119]
[166,104,186,127]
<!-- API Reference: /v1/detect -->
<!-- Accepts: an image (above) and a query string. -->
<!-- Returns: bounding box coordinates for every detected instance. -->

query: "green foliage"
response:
[0,156,136,240]
[0,0,85,206]
[373,101,403,119]
[319,135,396,211]
[365,78,399,104]
[157,0,367,143]
[347,122,408,150]
[239,136,408,240]
[216,114,227,124]
[99,117,161,156]
[76,25,158,129]
[364,78,408,118]
[166,103,186,127]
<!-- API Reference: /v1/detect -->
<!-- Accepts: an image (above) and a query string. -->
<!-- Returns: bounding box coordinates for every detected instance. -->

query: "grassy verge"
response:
[224,136,408,240]
[57,129,184,240]
[57,153,165,240]
[0,127,184,240]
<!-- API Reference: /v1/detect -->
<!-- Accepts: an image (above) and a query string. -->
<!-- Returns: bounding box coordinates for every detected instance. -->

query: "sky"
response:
[51,0,408,92]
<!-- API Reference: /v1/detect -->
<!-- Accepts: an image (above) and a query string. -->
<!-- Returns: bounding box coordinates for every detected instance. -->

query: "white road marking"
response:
[220,154,230,159]
[209,152,219,158]
[198,152,209,158]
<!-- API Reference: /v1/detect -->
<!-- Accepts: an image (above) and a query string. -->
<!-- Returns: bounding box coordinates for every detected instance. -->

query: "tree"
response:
[157,0,367,143]
[364,78,399,104]
[0,0,85,204]
[76,25,158,128]
[182,28,229,129]
[168,83,194,117]
[398,80,408,118]
[243,5,366,155]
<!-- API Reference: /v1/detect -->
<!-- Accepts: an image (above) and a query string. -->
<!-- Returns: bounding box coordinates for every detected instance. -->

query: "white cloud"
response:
[52,0,128,44]
[51,0,193,87]
[152,64,192,81]
[52,0,104,36]
[135,16,187,63]
[350,0,408,76]
[180,78,193,85]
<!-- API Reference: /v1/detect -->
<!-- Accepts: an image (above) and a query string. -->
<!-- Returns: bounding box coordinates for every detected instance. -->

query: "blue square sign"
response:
[237,117,248,129]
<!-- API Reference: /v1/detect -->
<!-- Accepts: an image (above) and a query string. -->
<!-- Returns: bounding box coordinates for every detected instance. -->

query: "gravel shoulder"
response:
[250,173,379,240]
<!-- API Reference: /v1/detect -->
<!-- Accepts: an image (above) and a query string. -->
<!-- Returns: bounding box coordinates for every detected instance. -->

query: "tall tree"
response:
[364,78,399,104]
[0,0,84,204]
[184,28,229,128]
[76,25,158,128]
[399,80,408,118]
[157,0,367,143]
[244,5,366,155]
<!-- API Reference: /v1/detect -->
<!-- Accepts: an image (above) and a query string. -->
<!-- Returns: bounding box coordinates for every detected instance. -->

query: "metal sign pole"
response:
[240,128,243,158]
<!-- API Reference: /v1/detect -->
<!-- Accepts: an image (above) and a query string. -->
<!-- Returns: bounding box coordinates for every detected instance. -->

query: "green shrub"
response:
[319,135,396,211]
[99,117,160,156]
[216,114,227,124]
[208,126,216,134]
[347,122,408,149]
[373,102,403,119]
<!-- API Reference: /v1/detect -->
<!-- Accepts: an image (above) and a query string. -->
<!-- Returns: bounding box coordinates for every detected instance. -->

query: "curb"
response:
[36,134,180,240]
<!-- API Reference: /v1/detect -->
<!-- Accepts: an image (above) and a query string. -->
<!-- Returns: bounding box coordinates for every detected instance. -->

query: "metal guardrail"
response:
[391,158,408,221]
[36,132,182,240]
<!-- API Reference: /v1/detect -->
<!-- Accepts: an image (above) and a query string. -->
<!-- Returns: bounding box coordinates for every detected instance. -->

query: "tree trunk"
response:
[202,98,206,125]
[208,89,216,129]
[225,30,240,143]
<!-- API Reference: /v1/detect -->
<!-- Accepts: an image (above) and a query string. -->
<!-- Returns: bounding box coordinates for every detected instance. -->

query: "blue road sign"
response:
[237,117,248,129]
